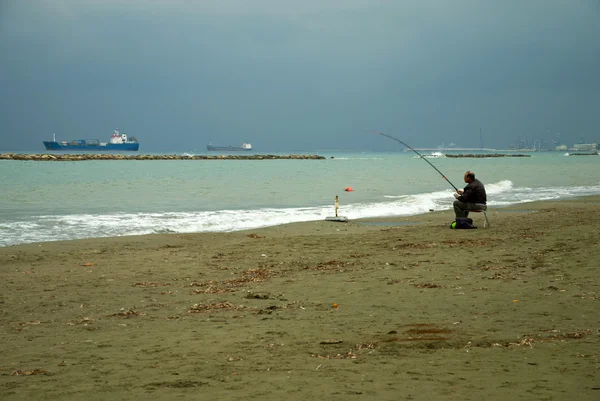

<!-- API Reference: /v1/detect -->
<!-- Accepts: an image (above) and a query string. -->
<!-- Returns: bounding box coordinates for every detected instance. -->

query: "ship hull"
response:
[43,141,139,151]
[206,145,252,152]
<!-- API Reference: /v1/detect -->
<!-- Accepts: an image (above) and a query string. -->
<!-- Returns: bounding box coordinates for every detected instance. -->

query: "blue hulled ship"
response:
[43,129,139,151]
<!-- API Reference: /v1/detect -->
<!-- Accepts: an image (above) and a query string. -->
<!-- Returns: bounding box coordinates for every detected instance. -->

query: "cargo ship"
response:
[43,129,139,151]
[206,142,252,152]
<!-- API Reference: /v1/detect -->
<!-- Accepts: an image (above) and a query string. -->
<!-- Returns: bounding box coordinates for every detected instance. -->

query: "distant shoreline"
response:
[0,153,327,161]
[410,148,569,152]
[445,153,531,158]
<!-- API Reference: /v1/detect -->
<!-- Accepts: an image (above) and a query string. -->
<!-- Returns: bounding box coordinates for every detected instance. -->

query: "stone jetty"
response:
[445,153,531,158]
[0,153,327,161]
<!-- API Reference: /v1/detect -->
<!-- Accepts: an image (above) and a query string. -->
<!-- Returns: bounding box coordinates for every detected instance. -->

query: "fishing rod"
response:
[369,130,459,192]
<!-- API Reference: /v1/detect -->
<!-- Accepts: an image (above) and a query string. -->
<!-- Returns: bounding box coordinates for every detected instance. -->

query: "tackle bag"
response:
[450,217,476,229]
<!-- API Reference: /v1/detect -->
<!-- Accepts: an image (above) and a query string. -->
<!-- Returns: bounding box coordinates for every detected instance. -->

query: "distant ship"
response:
[206,142,252,152]
[43,129,139,151]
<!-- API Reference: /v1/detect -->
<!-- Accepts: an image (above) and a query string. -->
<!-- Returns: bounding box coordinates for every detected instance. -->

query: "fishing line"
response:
[369,130,459,192]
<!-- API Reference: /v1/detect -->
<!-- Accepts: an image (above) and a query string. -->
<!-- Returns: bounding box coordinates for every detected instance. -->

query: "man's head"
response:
[464,171,475,183]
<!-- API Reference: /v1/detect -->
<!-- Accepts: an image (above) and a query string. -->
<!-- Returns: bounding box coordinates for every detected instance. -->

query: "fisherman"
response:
[453,171,487,218]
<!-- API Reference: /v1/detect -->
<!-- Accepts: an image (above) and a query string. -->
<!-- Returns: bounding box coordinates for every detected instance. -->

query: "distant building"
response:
[555,145,567,151]
[572,143,598,151]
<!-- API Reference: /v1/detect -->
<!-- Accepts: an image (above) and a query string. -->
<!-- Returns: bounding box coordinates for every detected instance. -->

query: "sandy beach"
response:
[1,196,599,401]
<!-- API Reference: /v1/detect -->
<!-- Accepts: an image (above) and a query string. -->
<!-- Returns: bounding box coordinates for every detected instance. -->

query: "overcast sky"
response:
[1,0,599,152]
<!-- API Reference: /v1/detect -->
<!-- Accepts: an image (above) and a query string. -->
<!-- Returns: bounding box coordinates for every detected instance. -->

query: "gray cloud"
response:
[1,0,598,151]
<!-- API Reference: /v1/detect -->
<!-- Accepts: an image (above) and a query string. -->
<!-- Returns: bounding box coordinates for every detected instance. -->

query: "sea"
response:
[1,149,599,247]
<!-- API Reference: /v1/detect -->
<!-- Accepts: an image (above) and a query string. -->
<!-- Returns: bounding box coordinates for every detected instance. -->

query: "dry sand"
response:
[1,197,599,400]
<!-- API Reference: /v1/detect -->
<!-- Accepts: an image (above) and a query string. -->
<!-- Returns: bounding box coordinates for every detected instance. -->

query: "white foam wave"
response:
[417,152,445,158]
[486,180,513,193]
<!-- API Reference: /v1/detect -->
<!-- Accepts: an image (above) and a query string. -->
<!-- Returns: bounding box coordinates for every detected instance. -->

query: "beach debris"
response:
[315,342,376,359]
[144,380,208,388]
[320,339,343,345]
[245,291,271,299]
[132,281,171,287]
[80,262,94,267]
[257,305,279,314]
[66,316,96,326]
[378,323,454,344]
[509,337,534,348]
[394,241,439,249]
[246,233,264,239]
[540,329,590,340]
[412,283,443,289]
[211,252,232,259]
[192,285,236,294]
[304,259,355,272]
[109,308,146,318]
[189,268,276,294]
[311,351,357,359]
[405,327,453,335]
[442,238,492,247]
[332,303,339,309]
[188,301,257,313]
[487,270,523,280]
[19,320,41,326]
[160,244,183,249]
[11,369,49,376]
[489,329,591,349]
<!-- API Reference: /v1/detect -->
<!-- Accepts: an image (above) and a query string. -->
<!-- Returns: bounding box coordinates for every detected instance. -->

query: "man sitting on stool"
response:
[454,171,487,218]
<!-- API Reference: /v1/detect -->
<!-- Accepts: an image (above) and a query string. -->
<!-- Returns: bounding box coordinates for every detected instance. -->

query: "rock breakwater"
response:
[0,153,327,161]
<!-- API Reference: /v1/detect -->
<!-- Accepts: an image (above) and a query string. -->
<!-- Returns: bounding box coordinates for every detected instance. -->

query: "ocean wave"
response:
[2,181,600,247]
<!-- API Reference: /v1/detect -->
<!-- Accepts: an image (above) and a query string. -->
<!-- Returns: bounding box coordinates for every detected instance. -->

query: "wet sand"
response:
[1,197,599,400]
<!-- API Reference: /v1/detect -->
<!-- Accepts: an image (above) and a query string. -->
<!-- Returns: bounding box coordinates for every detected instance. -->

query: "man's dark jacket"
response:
[457,179,487,204]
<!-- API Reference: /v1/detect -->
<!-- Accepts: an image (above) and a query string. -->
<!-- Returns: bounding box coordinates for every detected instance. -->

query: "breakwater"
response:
[445,154,531,158]
[0,153,327,161]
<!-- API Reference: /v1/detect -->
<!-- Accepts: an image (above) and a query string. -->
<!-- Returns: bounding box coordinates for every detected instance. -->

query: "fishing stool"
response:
[471,205,489,228]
